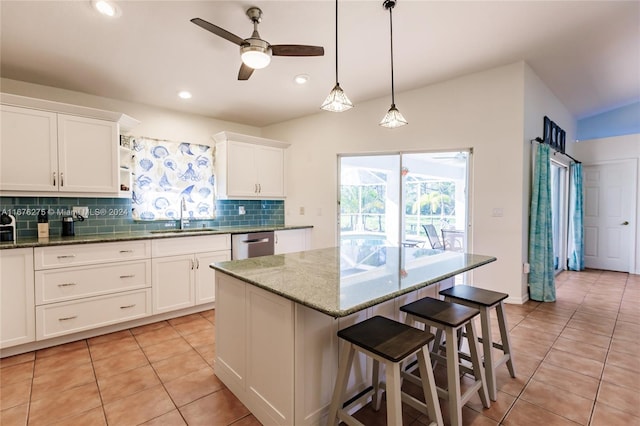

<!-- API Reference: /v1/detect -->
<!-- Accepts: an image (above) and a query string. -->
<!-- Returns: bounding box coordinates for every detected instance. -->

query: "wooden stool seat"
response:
[439,285,508,307]
[400,297,481,328]
[400,298,490,426]
[440,285,516,401]
[328,316,443,426]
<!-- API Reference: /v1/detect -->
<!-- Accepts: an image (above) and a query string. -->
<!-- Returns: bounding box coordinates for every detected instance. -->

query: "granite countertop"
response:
[0,225,312,249]
[210,246,497,318]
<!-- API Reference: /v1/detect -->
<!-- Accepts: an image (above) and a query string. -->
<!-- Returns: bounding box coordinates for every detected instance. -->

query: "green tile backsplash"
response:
[0,196,284,238]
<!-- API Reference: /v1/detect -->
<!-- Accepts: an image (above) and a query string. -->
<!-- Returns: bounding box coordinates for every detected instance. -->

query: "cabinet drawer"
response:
[151,234,231,257]
[35,240,151,270]
[35,260,151,305]
[36,289,151,340]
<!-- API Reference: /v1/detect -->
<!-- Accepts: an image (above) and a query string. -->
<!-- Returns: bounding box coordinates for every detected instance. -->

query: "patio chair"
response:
[422,224,444,249]
[441,229,464,252]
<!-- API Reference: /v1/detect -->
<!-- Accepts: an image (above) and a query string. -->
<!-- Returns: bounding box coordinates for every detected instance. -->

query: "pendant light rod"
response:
[385,0,396,105]
[380,0,407,128]
[321,0,353,112]
[334,0,339,83]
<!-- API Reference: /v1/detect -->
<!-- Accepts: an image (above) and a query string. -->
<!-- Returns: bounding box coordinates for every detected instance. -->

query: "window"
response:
[131,137,215,220]
[339,151,470,251]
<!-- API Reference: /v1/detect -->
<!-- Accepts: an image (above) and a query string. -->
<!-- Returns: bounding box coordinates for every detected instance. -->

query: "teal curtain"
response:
[528,144,556,302]
[568,163,585,270]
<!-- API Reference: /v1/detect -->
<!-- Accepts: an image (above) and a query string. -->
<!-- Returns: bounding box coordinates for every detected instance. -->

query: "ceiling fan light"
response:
[240,45,272,69]
[379,104,408,128]
[321,83,353,112]
[92,0,121,17]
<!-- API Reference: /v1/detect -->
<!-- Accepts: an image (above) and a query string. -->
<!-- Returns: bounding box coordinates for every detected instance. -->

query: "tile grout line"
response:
[586,272,636,425]
[501,270,617,425]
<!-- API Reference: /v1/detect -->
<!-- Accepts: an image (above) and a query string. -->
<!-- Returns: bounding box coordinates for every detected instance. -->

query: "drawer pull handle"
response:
[120,304,136,309]
[58,316,77,321]
[57,283,77,287]
[57,255,76,259]
[119,250,134,254]
[119,274,135,279]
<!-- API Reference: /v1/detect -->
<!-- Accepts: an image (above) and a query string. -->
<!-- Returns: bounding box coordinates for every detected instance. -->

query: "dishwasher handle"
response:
[243,238,270,244]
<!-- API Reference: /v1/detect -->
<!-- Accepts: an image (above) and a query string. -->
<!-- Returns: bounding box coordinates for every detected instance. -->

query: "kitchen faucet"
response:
[179,198,188,229]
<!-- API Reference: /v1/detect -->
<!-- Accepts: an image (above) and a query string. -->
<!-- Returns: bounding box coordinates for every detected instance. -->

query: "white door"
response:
[584,161,636,272]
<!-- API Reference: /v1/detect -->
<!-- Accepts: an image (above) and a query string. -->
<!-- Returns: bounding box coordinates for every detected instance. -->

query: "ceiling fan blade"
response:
[191,18,245,46]
[271,45,324,57]
[238,63,255,80]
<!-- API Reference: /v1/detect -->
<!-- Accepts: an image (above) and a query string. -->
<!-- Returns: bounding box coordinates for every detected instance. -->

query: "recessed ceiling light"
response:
[294,74,310,85]
[92,0,121,18]
[178,91,192,99]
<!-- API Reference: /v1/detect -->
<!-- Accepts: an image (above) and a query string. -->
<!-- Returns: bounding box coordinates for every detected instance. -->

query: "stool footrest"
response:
[342,385,374,410]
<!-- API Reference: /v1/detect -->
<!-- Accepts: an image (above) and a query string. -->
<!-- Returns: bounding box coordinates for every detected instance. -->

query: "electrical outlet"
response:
[299,206,305,215]
[238,206,246,215]
[72,206,89,218]
[523,263,530,274]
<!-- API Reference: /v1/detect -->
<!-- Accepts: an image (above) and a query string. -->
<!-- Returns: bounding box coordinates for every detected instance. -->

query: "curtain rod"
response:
[531,137,581,164]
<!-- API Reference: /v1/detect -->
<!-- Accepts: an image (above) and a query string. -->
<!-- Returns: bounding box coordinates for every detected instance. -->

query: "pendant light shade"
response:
[321,0,353,112]
[379,0,407,128]
[379,104,408,128]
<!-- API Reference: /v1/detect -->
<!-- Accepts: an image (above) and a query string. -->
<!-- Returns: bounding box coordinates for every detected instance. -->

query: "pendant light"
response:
[379,0,407,128]
[321,0,353,112]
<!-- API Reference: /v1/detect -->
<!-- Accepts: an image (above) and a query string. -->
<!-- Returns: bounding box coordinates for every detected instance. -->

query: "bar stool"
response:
[400,298,490,426]
[327,315,443,426]
[439,285,516,401]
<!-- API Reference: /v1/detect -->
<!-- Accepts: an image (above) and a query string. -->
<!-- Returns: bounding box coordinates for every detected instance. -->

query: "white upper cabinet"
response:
[0,93,138,196]
[214,131,290,199]
[57,114,118,193]
[0,105,58,192]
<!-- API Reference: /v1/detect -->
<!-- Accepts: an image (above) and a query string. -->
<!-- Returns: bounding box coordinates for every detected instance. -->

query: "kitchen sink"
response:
[150,228,218,234]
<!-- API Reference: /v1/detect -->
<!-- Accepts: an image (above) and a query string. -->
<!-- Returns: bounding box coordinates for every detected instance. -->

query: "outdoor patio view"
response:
[339,152,469,266]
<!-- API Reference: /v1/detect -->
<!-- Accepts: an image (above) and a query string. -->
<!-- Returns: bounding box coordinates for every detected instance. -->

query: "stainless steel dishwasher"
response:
[231,231,275,259]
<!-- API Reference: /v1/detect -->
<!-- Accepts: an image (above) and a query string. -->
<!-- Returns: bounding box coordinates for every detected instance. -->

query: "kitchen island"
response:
[210,245,496,426]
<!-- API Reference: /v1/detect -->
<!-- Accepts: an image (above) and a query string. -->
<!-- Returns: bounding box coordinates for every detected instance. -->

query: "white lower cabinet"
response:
[1,248,36,349]
[152,254,196,314]
[33,240,152,341]
[195,251,229,304]
[216,271,454,426]
[216,273,294,425]
[36,289,150,340]
[274,228,311,254]
[151,235,231,314]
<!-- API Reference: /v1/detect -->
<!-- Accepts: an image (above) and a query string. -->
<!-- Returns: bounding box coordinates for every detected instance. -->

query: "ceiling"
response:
[1,1,638,127]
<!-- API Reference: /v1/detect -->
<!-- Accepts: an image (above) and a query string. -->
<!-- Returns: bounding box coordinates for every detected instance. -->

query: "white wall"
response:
[263,62,536,303]
[569,134,640,274]
[1,78,261,146]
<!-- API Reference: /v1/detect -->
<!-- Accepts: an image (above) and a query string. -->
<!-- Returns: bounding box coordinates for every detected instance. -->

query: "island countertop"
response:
[210,246,497,318]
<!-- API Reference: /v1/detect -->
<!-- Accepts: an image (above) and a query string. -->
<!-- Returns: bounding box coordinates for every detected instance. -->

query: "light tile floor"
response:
[1,270,638,425]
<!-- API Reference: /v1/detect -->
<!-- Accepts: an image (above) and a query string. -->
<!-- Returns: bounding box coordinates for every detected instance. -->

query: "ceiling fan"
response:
[191,7,324,80]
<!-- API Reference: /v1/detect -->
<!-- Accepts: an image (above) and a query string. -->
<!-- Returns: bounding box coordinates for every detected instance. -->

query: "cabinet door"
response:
[1,248,36,348]
[195,251,231,304]
[152,254,195,314]
[0,105,58,191]
[57,114,118,193]
[274,229,310,254]
[227,141,258,197]
[256,145,284,197]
